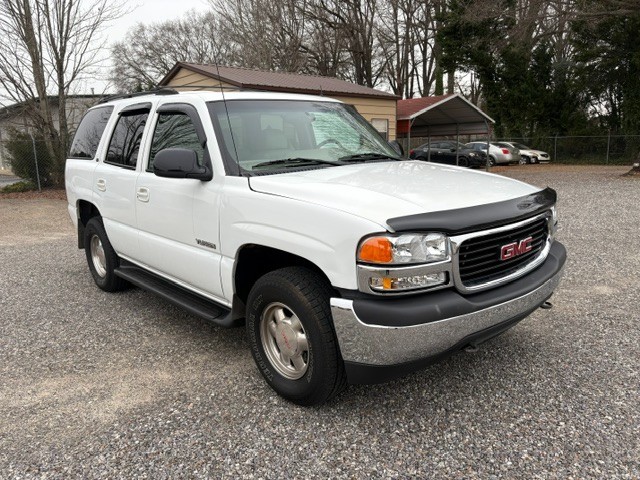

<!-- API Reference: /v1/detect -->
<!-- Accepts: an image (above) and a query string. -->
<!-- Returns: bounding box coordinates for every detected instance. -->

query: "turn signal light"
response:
[358,237,393,263]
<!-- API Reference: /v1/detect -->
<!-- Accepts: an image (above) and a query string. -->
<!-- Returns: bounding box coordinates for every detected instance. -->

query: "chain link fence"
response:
[401,134,640,165]
[0,137,51,191]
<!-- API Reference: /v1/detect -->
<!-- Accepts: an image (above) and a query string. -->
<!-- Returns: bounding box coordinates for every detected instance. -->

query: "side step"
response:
[115,264,238,327]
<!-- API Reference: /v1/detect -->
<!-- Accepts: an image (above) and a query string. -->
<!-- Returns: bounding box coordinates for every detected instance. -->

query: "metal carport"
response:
[396,94,495,167]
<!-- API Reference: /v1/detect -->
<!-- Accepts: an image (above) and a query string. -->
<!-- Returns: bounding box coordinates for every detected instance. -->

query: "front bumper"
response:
[331,241,566,384]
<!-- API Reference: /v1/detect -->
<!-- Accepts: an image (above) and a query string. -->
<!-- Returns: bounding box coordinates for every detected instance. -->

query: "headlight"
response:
[358,233,449,265]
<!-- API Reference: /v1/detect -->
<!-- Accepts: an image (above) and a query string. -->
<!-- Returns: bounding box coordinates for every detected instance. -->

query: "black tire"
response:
[520,156,529,164]
[489,156,497,166]
[458,156,469,167]
[246,267,346,406]
[83,217,129,292]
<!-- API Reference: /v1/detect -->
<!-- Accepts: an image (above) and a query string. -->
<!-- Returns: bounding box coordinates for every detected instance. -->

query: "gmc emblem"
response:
[500,236,533,260]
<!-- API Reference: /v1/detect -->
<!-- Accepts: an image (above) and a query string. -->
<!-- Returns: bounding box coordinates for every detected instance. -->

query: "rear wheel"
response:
[489,156,497,166]
[246,267,346,406]
[458,156,469,167]
[83,217,129,292]
[520,156,529,164]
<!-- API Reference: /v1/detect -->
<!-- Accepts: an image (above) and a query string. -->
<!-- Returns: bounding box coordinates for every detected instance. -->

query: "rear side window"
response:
[68,106,113,159]
[105,111,149,168]
[148,113,204,171]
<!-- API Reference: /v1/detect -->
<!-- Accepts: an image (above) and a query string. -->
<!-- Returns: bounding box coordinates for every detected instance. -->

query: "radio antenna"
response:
[212,46,241,176]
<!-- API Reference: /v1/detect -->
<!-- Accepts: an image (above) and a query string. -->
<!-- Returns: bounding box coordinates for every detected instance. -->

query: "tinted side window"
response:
[106,111,148,168]
[148,113,204,171]
[69,106,113,159]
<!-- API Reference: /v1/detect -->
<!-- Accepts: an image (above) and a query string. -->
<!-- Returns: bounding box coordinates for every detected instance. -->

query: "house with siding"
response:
[159,63,399,141]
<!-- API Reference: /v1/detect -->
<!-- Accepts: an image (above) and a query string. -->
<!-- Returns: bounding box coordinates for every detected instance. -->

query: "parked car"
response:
[504,142,551,163]
[409,141,486,167]
[65,89,566,406]
[466,141,520,165]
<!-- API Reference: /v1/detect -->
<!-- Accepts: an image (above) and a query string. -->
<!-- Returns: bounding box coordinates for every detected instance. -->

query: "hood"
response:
[249,161,541,230]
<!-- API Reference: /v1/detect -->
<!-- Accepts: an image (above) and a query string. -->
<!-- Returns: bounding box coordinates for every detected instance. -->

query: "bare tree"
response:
[212,0,308,73]
[305,0,385,87]
[111,11,228,92]
[0,0,125,184]
[377,0,418,97]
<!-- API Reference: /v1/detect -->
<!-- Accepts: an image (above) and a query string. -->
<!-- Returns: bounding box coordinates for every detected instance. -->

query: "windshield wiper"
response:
[339,153,402,162]
[252,157,344,169]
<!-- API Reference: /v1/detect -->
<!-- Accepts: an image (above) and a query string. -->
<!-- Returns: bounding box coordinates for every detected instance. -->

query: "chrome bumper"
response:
[331,268,563,366]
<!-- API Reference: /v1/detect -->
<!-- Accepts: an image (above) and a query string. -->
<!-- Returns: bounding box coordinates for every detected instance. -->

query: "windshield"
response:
[512,143,529,149]
[208,100,398,174]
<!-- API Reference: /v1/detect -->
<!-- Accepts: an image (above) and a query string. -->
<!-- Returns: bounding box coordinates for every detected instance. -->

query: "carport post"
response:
[484,120,490,172]
[456,124,460,166]
[606,130,611,164]
[407,118,415,157]
[427,132,431,162]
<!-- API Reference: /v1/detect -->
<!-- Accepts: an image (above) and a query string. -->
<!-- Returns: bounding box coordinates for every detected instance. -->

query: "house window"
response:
[371,118,389,140]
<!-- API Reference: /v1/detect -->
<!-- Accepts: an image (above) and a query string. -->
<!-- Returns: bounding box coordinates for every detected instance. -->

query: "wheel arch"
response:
[76,200,102,249]
[233,244,333,308]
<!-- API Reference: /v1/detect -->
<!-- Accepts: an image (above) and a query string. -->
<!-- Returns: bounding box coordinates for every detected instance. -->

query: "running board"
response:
[114,264,238,327]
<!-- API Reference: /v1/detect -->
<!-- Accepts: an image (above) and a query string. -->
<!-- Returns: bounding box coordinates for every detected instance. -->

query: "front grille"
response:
[458,217,549,287]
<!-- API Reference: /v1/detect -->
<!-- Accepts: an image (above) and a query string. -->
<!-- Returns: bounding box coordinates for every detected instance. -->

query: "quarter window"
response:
[69,106,113,159]
[148,113,204,171]
[105,111,148,168]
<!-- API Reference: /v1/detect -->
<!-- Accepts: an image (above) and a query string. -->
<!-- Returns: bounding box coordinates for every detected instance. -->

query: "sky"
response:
[107,0,210,43]
[87,0,211,94]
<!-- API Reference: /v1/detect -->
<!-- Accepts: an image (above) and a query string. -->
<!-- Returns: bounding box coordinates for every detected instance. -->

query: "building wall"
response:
[0,96,99,172]
[166,68,397,140]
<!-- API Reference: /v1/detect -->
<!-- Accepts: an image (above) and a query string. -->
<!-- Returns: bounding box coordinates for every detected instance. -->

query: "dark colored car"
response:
[409,141,486,168]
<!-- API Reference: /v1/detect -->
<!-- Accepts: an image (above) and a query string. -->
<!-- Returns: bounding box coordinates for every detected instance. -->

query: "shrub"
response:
[4,129,54,187]
[0,180,35,193]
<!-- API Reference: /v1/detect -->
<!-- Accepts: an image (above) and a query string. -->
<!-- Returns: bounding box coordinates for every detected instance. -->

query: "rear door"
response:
[134,102,225,300]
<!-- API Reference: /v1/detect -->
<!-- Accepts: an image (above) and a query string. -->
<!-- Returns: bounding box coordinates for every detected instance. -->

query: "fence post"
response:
[28,132,42,192]
[554,134,558,163]
[606,130,611,164]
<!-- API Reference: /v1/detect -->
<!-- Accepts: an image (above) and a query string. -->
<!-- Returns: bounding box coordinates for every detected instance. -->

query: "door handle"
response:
[136,187,150,202]
[96,178,106,191]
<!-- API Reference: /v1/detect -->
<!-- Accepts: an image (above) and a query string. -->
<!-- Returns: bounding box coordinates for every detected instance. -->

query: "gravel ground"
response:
[0,165,638,478]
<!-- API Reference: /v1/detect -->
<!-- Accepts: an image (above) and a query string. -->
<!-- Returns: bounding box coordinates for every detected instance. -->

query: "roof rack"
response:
[96,87,179,105]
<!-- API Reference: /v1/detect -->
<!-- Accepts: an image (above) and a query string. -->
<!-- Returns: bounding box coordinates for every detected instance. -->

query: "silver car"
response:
[506,142,551,163]
[465,142,520,165]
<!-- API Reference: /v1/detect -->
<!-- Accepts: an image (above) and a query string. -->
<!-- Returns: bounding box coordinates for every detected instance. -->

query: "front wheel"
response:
[83,217,129,292]
[246,267,346,406]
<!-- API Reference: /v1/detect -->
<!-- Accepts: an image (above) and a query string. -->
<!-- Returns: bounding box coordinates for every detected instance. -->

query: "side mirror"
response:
[153,148,212,181]
[388,140,404,157]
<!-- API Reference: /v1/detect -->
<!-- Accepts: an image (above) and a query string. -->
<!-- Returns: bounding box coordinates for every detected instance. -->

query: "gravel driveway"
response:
[0,165,638,478]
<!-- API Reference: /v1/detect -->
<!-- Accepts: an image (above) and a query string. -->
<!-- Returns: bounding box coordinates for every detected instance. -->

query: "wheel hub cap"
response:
[90,234,107,278]
[260,302,309,380]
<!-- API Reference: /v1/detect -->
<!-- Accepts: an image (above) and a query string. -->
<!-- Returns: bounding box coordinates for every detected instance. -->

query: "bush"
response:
[0,180,35,193]
[4,129,54,187]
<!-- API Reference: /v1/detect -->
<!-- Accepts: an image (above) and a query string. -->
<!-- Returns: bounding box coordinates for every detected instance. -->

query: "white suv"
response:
[65,89,566,405]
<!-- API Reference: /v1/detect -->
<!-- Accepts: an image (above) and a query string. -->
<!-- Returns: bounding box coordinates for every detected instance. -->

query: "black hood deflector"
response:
[387,187,556,234]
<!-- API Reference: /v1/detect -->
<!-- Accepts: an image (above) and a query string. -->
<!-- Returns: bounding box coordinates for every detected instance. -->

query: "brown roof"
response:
[397,95,455,119]
[160,62,399,100]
